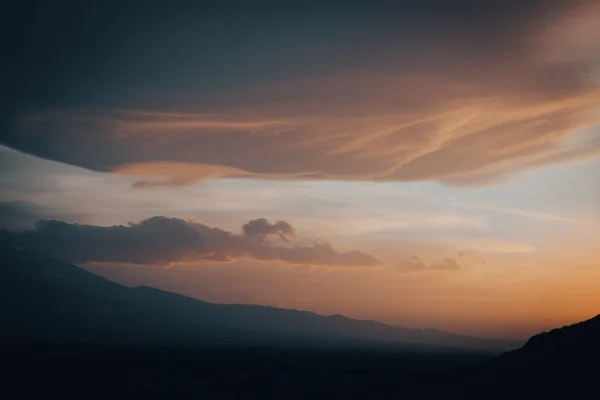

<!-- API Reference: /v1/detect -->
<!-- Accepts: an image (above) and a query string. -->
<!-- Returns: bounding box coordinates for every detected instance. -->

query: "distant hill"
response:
[0,246,517,351]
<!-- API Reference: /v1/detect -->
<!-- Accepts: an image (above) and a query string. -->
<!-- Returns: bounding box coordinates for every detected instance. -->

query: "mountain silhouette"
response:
[497,312,600,371]
[455,312,600,399]
[0,245,517,351]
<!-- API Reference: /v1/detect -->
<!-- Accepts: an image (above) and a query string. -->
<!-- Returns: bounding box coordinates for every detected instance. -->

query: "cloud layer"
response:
[1,1,599,187]
[1,216,382,267]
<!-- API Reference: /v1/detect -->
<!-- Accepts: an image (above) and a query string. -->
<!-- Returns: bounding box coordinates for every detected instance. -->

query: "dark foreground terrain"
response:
[3,345,494,399]
[4,337,598,399]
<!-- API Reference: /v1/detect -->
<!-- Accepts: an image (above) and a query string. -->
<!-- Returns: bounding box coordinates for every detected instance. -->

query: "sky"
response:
[1,0,599,339]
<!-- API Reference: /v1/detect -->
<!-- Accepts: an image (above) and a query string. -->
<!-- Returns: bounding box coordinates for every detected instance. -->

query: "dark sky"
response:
[1,1,571,109]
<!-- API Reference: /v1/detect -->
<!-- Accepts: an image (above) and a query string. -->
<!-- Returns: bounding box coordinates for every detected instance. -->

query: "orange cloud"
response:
[113,162,253,187]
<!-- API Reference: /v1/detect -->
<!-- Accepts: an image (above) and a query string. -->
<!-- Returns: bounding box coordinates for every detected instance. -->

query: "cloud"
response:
[396,255,428,273]
[430,258,461,271]
[1,216,382,267]
[113,162,254,188]
[396,255,461,273]
[435,237,537,254]
[1,1,599,187]
[242,218,296,242]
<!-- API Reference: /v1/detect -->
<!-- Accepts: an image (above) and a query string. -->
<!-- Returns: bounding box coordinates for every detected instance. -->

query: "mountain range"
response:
[0,245,516,351]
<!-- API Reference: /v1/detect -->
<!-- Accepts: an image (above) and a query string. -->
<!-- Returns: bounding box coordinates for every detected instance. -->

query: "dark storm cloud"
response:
[1,0,598,186]
[1,216,382,267]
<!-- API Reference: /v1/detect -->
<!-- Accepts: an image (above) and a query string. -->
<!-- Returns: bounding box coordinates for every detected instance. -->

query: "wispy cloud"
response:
[433,237,537,254]
[3,1,599,188]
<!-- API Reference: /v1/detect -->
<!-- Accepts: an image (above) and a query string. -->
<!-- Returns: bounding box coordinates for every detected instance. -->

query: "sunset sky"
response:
[1,0,599,339]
